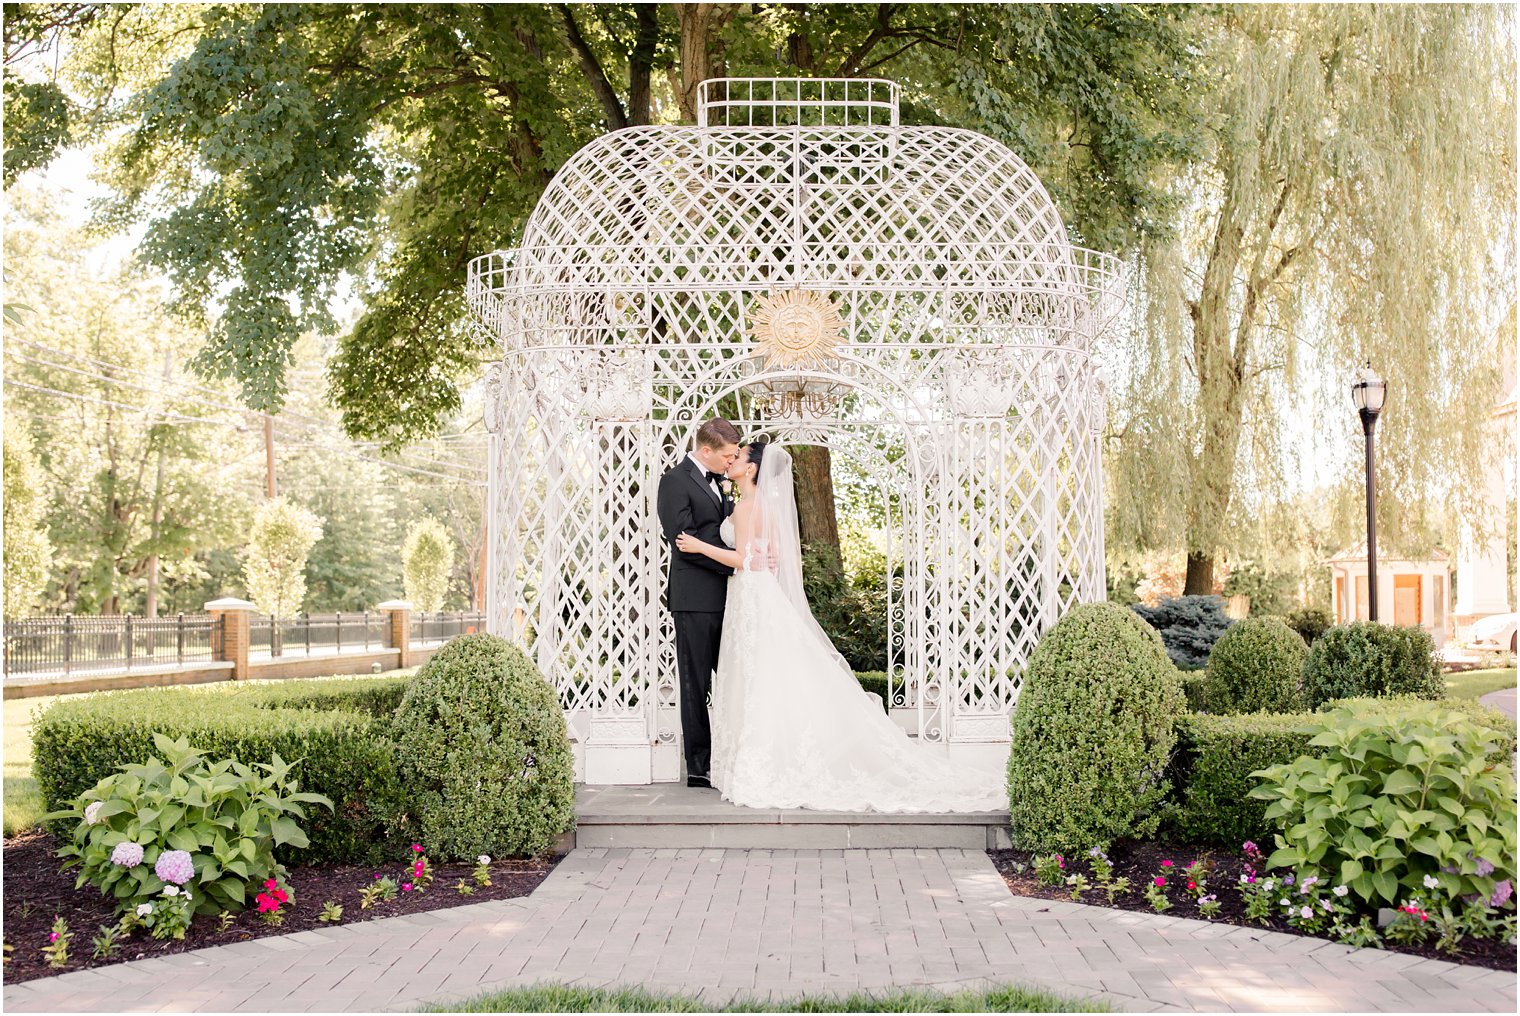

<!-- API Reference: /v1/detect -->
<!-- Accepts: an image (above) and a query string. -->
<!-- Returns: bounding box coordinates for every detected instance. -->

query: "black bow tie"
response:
[706,470,726,485]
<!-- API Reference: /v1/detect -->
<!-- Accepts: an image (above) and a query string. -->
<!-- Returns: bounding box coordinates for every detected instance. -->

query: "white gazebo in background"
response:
[468,79,1123,784]
[1329,543,1451,646]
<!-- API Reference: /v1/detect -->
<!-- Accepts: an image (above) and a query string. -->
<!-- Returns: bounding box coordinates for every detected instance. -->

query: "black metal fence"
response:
[411,611,487,644]
[248,612,393,658]
[2,613,221,678]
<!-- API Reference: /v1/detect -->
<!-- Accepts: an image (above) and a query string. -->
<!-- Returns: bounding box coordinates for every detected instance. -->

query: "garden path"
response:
[2,847,1513,1013]
[1480,686,1516,719]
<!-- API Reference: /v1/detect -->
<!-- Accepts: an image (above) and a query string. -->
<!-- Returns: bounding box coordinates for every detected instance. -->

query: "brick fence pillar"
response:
[377,600,413,669]
[204,597,255,680]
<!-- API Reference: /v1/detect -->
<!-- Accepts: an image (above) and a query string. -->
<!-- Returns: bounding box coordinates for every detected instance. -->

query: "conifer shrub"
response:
[1008,603,1185,853]
[393,634,574,859]
[1206,616,1307,714]
[1130,595,1233,670]
[1300,622,1443,708]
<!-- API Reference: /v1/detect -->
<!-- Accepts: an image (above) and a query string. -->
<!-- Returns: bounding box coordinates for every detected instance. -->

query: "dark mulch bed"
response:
[990,841,1516,973]
[2,829,561,985]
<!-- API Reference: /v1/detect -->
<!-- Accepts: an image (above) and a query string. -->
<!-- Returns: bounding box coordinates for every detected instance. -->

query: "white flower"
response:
[1333,885,1349,897]
[1300,906,1313,920]
[110,841,145,868]
[1279,898,1291,906]
[1422,874,1439,889]
[135,903,153,917]
[477,855,491,865]
[162,885,180,897]
[84,801,104,825]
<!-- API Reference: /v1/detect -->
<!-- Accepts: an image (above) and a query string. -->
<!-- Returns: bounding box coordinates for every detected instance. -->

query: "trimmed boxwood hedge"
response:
[32,677,411,865]
[1165,711,1320,845]
[1301,621,1443,707]
[854,671,891,712]
[1165,695,1519,846]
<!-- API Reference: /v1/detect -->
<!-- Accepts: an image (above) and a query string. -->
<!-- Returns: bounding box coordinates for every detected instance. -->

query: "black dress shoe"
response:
[686,775,712,789]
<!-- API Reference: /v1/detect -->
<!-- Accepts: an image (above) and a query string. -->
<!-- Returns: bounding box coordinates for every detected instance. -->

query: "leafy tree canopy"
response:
[4,2,1206,447]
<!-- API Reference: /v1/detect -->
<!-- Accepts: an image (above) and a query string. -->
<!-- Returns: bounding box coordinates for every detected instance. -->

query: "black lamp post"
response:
[1350,361,1388,622]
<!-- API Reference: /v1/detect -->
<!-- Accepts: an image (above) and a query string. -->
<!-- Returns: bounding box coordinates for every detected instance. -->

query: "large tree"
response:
[6,2,1204,568]
[1106,4,1515,592]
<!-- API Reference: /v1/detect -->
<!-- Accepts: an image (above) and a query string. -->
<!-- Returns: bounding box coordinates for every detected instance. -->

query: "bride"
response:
[675,441,1007,813]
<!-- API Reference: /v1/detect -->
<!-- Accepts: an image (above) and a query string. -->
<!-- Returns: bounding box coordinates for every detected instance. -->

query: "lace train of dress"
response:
[709,569,1008,813]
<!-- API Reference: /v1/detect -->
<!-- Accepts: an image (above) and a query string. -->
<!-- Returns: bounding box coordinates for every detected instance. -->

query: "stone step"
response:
[571,784,1012,850]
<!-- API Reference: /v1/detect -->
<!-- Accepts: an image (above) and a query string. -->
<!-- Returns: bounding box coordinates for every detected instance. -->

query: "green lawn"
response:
[425,984,1104,1013]
[1445,667,1518,702]
[3,694,58,836]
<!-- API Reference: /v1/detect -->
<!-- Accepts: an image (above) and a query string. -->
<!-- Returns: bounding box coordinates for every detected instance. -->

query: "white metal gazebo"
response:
[467,79,1124,784]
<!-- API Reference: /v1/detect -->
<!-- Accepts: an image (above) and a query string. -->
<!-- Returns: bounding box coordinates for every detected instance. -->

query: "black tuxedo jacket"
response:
[657,456,735,612]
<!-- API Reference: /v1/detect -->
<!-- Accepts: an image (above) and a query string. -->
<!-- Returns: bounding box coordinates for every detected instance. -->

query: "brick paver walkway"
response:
[4,848,1513,1013]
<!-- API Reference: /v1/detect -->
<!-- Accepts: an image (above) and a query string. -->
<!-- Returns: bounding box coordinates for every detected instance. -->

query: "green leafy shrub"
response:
[804,545,889,671]
[1222,562,1294,617]
[1166,711,1319,845]
[1206,616,1307,714]
[1008,602,1185,853]
[33,677,408,865]
[854,671,891,713]
[1249,700,1517,911]
[1178,672,1210,712]
[1284,607,1332,647]
[1301,622,1443,708]
[44,733,329,917]
[1130,596,1233,670]
[394,634,574,859]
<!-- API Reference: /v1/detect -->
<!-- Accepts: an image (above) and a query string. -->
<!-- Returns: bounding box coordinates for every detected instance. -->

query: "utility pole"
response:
[263,413,277,499]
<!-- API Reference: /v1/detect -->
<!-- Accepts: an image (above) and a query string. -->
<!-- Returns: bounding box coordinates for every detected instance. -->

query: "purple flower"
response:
[110,841,144,868]
[1282,874,1295,887]
[154,849,195,885]
[1490,880,1513,908]
[1299,906,1313,920]
[1476,858,1496,877]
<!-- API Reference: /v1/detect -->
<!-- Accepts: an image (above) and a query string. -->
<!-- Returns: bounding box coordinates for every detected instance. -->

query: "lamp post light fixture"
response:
[1350,360,1388,621]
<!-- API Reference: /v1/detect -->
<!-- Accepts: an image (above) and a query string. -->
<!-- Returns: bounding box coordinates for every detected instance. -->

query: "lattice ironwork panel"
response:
[473,79,1120,778]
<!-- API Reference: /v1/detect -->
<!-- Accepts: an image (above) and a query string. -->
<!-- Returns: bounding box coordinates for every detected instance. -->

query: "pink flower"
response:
[1299,906,1313,920]
[1187,881,1196,890]
[373,873,382,880]
[413,860,425,875]
[1242,841,1257,853]
[48,932,59,943]
[255,893,279,914]
[402,883,413,892]
[264,878,278,891]
[272,888,289,905]
[411,844,423,853]
[1160,860,1173,868]
[1153,877,1166,887]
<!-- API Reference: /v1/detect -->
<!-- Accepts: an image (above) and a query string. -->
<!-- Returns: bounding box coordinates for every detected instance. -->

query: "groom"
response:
[656,418,741,788]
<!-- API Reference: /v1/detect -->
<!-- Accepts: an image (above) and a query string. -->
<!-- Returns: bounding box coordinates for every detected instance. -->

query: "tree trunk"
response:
[792,444,842,571]
[627,5,658,126]
[1183,552,1215,596]
[675,3,738,122]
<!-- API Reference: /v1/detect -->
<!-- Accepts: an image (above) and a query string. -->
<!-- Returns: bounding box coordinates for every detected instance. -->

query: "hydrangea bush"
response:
[1249,701,1516,913]
[45,733,330,918]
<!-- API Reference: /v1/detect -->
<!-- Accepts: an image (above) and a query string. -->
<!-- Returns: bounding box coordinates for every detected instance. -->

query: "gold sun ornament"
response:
[748,289,846,370]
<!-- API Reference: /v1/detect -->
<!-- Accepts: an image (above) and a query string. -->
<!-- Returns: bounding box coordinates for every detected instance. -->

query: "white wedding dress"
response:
[707,449,1007,814]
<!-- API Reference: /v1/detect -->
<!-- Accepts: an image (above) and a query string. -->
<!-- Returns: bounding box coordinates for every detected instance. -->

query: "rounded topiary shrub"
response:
[1008,602,1185,853]
[394,633,574,859]
[1300,622,1443,709]
[1206,616,1308,714]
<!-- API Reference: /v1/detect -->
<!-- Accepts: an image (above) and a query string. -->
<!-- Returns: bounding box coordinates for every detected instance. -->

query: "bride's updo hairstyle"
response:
[744,440,767,483]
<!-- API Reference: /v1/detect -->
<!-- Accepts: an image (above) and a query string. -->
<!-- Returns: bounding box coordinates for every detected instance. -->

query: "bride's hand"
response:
[675,533,703,554]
